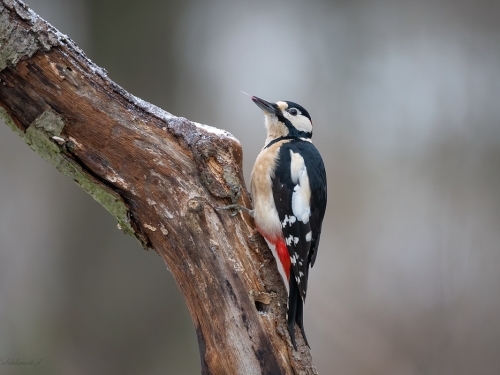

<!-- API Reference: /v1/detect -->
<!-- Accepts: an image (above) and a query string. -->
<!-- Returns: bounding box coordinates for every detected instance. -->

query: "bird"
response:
[220,95,327,349]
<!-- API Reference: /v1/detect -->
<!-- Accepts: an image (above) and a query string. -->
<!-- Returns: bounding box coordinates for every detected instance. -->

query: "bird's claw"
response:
[216,204,238,216]
[216,203,253,217]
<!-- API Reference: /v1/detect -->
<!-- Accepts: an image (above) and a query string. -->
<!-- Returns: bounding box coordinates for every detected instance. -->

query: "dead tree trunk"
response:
[0,1,318,374]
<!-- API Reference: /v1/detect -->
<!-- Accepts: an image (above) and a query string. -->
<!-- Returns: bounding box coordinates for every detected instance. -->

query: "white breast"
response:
[250,142,284,240]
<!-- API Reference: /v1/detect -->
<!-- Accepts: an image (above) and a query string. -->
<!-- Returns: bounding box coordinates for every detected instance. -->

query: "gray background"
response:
[1,0,500,374]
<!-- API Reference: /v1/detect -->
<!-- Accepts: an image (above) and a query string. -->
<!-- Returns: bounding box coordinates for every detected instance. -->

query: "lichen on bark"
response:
[0,107,137,240]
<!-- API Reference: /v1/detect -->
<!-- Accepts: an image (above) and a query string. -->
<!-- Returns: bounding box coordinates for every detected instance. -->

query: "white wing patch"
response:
[286,235,300,247]
[281,214,297,228]
[290,150,311,224]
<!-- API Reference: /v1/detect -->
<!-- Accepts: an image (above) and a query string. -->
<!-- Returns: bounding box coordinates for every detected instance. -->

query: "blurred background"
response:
[1,0,500,373]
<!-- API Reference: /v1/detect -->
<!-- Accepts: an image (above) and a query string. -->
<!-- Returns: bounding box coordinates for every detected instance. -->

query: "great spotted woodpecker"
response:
[219,96,327,349]
[249,96,327,349]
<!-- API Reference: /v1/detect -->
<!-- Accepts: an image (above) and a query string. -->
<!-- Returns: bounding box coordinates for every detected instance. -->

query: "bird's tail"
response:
[287,273,309,350]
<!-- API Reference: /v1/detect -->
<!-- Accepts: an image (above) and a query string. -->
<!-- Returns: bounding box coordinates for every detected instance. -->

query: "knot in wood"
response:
[209,239,219,252]
[187,198,203,213]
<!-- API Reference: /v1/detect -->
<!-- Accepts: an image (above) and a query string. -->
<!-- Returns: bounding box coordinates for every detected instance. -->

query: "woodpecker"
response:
[220,96,327,349]
[249,96,327,349]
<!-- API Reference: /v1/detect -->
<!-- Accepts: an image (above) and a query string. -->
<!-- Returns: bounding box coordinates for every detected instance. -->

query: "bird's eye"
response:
[288,108,298,116]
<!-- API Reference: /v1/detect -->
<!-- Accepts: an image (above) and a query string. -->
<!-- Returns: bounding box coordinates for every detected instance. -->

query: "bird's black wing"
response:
[271,139,327,300]
[271,139,327,348]
[303,143,327,269]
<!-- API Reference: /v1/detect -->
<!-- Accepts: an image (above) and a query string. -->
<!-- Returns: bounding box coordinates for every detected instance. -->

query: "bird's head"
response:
[251,96,312,144]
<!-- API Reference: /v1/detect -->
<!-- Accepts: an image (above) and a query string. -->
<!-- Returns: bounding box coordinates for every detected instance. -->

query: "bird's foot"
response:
[216,203,254,217]
[216,185,254,217]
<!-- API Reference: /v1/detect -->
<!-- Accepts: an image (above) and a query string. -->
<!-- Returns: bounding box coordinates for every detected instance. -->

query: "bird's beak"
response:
[251,96,277,115]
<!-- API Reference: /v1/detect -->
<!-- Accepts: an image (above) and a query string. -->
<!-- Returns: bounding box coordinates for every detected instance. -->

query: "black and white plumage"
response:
[249,96,327,349]
[272,139,327,298]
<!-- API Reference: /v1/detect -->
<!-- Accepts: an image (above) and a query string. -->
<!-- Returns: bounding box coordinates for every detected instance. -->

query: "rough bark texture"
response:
[0,1,318,374]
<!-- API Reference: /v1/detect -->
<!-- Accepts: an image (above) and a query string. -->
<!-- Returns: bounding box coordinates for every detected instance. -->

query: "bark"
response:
[0,1,318,374]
